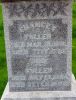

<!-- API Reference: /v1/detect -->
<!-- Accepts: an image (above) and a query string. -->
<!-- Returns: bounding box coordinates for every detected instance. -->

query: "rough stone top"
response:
[1,0,71,3]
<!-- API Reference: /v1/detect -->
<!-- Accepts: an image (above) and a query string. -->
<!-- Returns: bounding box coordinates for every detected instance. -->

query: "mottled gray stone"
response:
[2,0,72,92]
[1,75,76,100]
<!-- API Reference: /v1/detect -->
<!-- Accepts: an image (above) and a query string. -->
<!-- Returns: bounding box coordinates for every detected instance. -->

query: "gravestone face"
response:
[2,0,72,91]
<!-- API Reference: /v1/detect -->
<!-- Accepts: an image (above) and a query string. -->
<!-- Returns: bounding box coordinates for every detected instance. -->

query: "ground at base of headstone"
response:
[1,74,76,100]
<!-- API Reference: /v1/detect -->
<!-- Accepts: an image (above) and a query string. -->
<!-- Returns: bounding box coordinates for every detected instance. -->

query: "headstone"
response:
[1,0,76,100]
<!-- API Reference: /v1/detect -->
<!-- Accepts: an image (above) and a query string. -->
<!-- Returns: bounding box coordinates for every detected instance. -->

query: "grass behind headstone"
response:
[72,2,76,79]
[0,4,8,99]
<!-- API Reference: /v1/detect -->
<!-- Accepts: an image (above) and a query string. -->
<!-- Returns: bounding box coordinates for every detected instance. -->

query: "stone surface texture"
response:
[2,0,72,92]
[1,75,76,100]
[2,0,75,100]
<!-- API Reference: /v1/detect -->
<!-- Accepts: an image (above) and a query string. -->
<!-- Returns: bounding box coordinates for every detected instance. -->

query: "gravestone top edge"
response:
[1,0,71,3]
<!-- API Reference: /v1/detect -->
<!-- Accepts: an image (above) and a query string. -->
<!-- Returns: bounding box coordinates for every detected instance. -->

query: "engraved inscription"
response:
[8,19,70,91]
[7,1,69,18]
[9,19,67,42]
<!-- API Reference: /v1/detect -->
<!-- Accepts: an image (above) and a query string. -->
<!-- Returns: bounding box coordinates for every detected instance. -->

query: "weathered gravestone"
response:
[1,0,76,100]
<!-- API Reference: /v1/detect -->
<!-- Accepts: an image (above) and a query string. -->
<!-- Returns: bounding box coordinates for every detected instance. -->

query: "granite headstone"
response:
[2,0,76,100]
[2,0,72,91]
